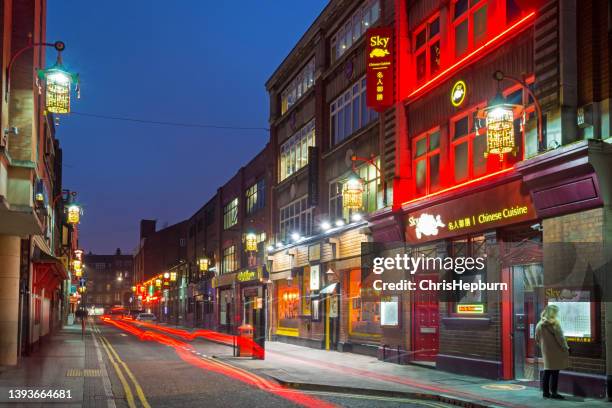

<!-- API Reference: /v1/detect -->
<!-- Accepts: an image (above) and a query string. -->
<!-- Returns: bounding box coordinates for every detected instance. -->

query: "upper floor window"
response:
[414,129,441,196]
[281,58,315,115]
[331,0,381,63]
[245,179,265,215]
[223,198,238,230]
[330,77,378,146]
[329,158,382,221]
[279,196,313,241]
[452,0,488,57]
[279,120,315,182]
[221,245,237,274]
[451,109,487,183]
[414,14,441,82]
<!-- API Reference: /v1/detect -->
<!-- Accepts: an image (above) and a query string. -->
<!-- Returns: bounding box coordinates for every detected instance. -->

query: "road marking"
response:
[91,330,118,408]
[101,336,152,408]
[304,390,452,407]
[99,334,136,408]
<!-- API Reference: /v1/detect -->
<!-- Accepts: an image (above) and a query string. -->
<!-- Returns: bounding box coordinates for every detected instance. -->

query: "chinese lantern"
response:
[483,93,519,161]
[155,279,161,287]
[36,53,79,114]
[245,233,257,252]
[199,258,209,272]
[170,272,177,281]
[67,204,81,225]
[342,174,364,211]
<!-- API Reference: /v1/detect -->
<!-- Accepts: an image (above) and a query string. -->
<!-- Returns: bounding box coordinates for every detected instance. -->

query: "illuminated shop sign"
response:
[366,27,394,111]
[237,270,257,282]
[451,80,466,107]
[456,304,485,314]
[405,180,536,243]
[546,288,593,343]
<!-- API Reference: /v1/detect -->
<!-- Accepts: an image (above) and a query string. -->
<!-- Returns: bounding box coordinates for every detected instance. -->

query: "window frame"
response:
[330,0,381,63]
[448,234,488,317]
[281,58,315,115]
[413,13,441,83]
[279,196,313,241]
[221,245,237,274]
[330,76,378,146]
[413,127,441,196]
[450,105,486,183]
[279,120,316,182]
[245,179,265,215]
[451,0,488,59]
[223,198,239,230]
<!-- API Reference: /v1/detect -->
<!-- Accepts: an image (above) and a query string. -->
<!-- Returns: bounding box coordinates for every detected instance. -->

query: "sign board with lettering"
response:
[366,27,394,111]
[405,180,536,243]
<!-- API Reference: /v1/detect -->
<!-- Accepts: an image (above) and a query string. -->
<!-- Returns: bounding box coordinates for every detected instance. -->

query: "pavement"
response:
[154,321,612,408]
[0,322,120,408]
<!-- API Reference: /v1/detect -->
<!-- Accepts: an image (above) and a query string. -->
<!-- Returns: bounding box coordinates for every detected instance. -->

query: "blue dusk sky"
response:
[46,1,328,254]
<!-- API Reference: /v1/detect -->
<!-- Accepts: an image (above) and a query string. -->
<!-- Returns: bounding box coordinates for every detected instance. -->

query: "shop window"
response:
[329,158,382,221]
[221,245,237,274]
[223,198,238,230]
[349,269,382,337]
[330,0,380,63]
[450,235,487,314]
[451,109,487,183]
[279,196,313,241]
[413,129,441,196]
[330,77,378,146]
[414,14,441,82]
[279,120,315,182]
[452,0,488,58]
[277,280,299,333]
[245,179,265,215]
[281,58,315,115]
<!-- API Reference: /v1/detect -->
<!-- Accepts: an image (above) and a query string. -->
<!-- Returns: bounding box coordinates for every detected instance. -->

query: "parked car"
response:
[136,313,156,321]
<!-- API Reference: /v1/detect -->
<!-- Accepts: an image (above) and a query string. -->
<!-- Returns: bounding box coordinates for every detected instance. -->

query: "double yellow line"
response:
[96,328,151,408]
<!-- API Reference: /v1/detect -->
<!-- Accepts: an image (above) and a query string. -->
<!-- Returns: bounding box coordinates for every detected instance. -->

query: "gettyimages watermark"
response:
[360,242,612,302]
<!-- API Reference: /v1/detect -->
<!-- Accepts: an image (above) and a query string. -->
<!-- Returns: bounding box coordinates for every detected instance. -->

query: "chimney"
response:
[115,248,121,256]
[140,219,156,239]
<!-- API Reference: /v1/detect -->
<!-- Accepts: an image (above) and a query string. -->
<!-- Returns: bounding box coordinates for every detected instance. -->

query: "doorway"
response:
[512,263,544,380]
[412,274,439,362]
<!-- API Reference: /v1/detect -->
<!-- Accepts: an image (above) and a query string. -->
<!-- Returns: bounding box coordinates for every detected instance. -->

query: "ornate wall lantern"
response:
[199,257,209,272]
[342,172,364,211]
[245,232,258,252]
[170,272,177,281]
[67,204,81,225]
[483,91,519,161]
[37,53,79,114]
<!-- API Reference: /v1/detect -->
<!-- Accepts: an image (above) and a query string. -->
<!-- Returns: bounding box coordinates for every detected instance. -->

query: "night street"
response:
[1,0,612,407]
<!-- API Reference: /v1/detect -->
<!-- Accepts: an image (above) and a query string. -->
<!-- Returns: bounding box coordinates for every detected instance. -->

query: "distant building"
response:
[83,249,134,310]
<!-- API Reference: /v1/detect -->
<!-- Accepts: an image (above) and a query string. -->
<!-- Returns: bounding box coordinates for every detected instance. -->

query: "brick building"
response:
[265,0,395,354]
[0,0,75,366]
[83,249,134,311]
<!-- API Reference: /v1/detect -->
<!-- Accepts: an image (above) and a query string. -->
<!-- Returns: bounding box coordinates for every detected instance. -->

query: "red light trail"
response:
[100,317,335,408]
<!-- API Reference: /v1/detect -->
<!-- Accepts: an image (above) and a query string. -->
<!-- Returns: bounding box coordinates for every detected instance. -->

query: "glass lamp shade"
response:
[245,233,257,252]
[342,175,364,211]
[67,205,81,224]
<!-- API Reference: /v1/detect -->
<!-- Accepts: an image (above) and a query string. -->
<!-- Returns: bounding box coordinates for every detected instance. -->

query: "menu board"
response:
[547,289,592,342]
[380,296,399,326]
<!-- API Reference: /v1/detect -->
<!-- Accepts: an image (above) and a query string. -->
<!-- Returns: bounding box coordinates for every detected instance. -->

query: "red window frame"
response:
[413,13,441,83]
[450,105,487,183]
[451,0,489,58]
[413,127,441,196]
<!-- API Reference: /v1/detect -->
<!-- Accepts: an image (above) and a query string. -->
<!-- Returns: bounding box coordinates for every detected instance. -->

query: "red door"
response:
[412,275,439,361]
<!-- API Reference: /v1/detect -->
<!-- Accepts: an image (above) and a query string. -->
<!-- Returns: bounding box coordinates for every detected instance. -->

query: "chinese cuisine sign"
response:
[366,27,394,111]
[547,289,593,342]
[405,180,536,243]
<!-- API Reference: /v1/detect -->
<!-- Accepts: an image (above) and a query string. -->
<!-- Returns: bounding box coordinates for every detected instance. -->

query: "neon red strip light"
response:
[401,167,515,207]
[406,12,536,101]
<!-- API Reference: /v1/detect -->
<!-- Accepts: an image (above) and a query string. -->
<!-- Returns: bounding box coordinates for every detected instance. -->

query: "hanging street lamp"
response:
[482,90,520,162]
[342,171,364,211]
[37,52,80,114]
[67,204,82,225]
[199,257,209,272]
[245,232,258,252]
[487,70,545,153]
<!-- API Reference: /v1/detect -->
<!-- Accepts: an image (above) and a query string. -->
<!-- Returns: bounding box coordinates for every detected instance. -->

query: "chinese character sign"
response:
[366,27,394,111]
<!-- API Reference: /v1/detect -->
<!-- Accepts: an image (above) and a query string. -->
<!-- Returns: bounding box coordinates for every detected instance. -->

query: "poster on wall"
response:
[547,289,592,342]
[310,264,320,291]
[380,296,399,326]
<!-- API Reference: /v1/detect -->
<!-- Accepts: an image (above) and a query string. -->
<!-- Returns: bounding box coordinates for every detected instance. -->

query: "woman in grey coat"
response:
[535,304,569,399]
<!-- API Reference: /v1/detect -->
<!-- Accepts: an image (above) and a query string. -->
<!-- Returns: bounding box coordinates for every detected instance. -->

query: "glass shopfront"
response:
[348,269,381,338]
[277,279,299,336]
